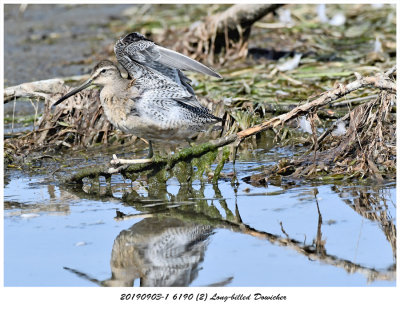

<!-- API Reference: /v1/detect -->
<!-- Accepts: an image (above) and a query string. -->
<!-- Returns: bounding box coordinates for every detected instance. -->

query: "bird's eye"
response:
[101,69,106,74]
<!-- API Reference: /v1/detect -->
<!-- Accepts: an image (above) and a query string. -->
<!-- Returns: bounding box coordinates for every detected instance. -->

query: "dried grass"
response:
[257,88,396,181]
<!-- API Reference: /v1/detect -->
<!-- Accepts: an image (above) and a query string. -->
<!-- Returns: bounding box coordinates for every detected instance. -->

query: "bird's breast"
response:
[100,94,133,130]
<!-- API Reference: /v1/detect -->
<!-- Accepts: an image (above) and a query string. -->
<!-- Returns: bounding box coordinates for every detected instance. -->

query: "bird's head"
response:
[89,60,122,86]
[53,60,121,106]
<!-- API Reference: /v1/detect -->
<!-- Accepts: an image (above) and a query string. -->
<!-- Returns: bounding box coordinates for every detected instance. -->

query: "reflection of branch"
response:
[314,189,326,256]
[212,182,235,221]
[118,205,395,283]
[231,219,395,283]
[63,173,395,283]
[59,151,397,284]
[331,185,396,259]
[63,266,102,286]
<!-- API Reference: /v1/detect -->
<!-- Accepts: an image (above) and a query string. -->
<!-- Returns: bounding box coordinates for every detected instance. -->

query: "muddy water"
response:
[3,4,396,287]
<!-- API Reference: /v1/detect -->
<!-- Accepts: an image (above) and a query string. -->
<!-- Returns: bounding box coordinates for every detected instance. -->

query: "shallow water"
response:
[4,143,396,287]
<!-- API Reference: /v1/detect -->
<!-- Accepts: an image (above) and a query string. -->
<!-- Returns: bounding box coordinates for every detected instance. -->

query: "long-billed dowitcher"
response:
[54,32,222,164]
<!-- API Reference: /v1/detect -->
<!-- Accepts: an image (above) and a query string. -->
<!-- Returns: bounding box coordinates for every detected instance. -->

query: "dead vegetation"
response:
[4,4,397,184]
[172,4,283,65]
[5,86,114,163]
[249,70,396,183]
[5,66,395,184]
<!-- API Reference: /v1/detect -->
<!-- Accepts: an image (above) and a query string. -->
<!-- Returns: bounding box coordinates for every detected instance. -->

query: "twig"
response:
[332,94,378,107]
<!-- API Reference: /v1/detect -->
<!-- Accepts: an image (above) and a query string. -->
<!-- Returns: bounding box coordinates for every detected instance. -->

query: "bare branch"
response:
[4,79,66,103]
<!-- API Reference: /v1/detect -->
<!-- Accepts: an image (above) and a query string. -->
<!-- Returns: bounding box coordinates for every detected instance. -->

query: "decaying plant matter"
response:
[4,83,114,161]
[246,68,396,183]
[172,4,283,64]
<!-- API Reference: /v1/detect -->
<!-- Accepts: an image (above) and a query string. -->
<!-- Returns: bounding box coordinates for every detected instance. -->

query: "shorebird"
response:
[54,32,222,164]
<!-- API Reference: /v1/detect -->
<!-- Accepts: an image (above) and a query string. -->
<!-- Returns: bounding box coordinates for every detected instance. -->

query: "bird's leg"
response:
[185,137,196,147]
[147,140,153,159]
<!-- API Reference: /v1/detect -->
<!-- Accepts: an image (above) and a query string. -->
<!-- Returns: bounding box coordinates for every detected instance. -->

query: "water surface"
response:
[4,144,396,287]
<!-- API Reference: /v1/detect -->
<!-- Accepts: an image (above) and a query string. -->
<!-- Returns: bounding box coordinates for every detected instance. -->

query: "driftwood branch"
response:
[3,74,90,104]
[212,4,283,38]
[66,134,238,184]
[64,67,396,184]
[4,78,66,103]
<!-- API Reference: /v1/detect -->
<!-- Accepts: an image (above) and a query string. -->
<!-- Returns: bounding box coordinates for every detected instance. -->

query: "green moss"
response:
[213,146,230,183]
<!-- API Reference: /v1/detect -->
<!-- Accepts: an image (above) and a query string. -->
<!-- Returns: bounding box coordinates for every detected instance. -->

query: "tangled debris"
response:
[5,84,116,163]
[245,69,396,184]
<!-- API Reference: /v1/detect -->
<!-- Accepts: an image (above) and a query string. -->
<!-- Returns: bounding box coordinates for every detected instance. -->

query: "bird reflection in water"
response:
[64,216,216,287]
[107,217,214,287]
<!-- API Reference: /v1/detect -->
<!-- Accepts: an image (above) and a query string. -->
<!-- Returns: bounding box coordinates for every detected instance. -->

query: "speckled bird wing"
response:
[115,34,215,110]
[119,57,208,110]
[137,66,210,109]
[114,32,221,94]
[135,90,220,130]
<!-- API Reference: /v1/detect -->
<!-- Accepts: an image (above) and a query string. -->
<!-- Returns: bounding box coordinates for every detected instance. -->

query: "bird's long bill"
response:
[53,79,93,106]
